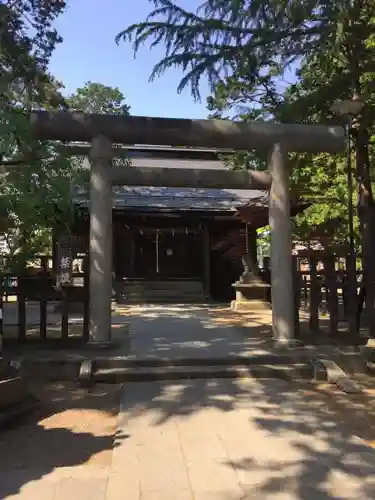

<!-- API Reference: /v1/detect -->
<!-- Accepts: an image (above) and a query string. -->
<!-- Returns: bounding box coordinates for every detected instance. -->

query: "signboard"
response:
[57,246,73,287]
[56,234,88,288]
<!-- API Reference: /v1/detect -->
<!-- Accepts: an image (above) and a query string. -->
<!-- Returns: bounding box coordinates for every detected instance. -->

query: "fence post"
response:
[309,256,319,333]
[40,257,48,340]
[60,288,69,340]
[324,256,339,336]
[292,256,300,338]
[83,255,89,341]
[301,275,307,307]
[346,253,358,336]
[18,273,26,340]
[0,292,3,352]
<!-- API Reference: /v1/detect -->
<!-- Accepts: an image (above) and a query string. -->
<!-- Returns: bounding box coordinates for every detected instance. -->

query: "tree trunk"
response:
[355,125,375,336]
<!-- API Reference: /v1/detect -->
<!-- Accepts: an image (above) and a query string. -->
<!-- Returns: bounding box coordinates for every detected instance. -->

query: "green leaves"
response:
[117,0,272,101]
[117,0,375,249]
[0,1,68,266]
[0,2,132,266]
[67,82,131,115]
[117,0,336,102]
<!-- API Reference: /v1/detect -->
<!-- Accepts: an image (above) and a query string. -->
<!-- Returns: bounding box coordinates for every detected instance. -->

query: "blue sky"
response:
[49,0,297,119]
[49,0,210,119]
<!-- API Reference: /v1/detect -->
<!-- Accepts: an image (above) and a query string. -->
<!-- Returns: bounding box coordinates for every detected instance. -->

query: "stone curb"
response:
[92,362,315,383]
[10,353,336,384]
[13,344,365,388]
[312,357,362,394]
[93,353,315,369]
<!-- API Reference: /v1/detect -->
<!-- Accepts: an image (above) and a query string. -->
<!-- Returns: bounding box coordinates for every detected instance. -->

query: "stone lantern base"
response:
[230,279,271,312]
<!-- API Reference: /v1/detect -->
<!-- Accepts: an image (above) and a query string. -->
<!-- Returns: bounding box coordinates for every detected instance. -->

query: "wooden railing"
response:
[0,250,367,343]
[0,256,89,343]
[293,250,362,337]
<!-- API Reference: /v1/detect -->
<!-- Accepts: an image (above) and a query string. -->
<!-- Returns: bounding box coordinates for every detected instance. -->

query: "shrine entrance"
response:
[30,111,345,345]
[133,228,201,279]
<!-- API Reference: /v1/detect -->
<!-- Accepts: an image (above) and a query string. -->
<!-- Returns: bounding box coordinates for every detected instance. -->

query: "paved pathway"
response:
[3,304,279,360]
[109,377,375,500]
[123,304,274,359]
[3,377,375,499]
[2,305,375,499]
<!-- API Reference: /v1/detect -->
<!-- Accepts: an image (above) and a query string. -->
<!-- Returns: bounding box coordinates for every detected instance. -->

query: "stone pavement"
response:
[110,377,375,500]
[3,377,375,499]
[2,305,375,499]
[114,305,363,371]
[119,304,275,359]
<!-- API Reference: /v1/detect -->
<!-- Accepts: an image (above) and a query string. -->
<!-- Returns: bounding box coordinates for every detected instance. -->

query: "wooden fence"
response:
[292,251,362,337]
[0,249,367,344]
[0,255,89,344]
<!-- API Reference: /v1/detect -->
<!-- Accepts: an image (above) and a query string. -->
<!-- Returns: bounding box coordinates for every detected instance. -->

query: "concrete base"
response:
[271,338,304,349]
[230,299,271,311]
[231,279,271,312]
[87,323,131,354]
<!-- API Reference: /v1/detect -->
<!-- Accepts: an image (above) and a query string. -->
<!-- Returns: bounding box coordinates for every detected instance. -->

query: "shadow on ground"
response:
[1,305,374,499]
[0,382,121,499]
[119,374,375,499]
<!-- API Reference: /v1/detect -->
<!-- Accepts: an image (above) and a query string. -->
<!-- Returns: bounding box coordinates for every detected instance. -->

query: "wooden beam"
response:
[56,144,228,161]
[111,166,271,190]
[31,111,345,153]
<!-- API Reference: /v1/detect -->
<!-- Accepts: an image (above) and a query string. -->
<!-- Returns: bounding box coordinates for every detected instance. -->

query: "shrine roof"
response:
[74,157,269,212]
[73,186,266,212]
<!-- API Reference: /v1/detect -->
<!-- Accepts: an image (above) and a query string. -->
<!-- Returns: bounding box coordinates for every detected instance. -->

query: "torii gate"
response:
[31,112,345,345]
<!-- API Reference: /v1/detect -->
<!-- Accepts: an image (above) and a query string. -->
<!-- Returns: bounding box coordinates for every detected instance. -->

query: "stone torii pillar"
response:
[88,135,113,343]
[268,144,294,343]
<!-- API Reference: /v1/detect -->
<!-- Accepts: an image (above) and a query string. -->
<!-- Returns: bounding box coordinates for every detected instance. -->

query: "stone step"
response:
[118,281,204,292]
[116,279,206,304]
[120,280,204,289]
[122,290,205,297]
[93,362,315,383]
[116,296,206,304]
[94,353,314,370]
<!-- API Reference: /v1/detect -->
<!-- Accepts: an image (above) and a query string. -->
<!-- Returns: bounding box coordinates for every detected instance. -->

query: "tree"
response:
[0,0,67,114]
[67,82,131,176]
[66,81,131,166]
[67,82,131,115]
[1,80,132,268]
[117,0,375,333]
[0,4,132,267]
[0,0,69,269]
